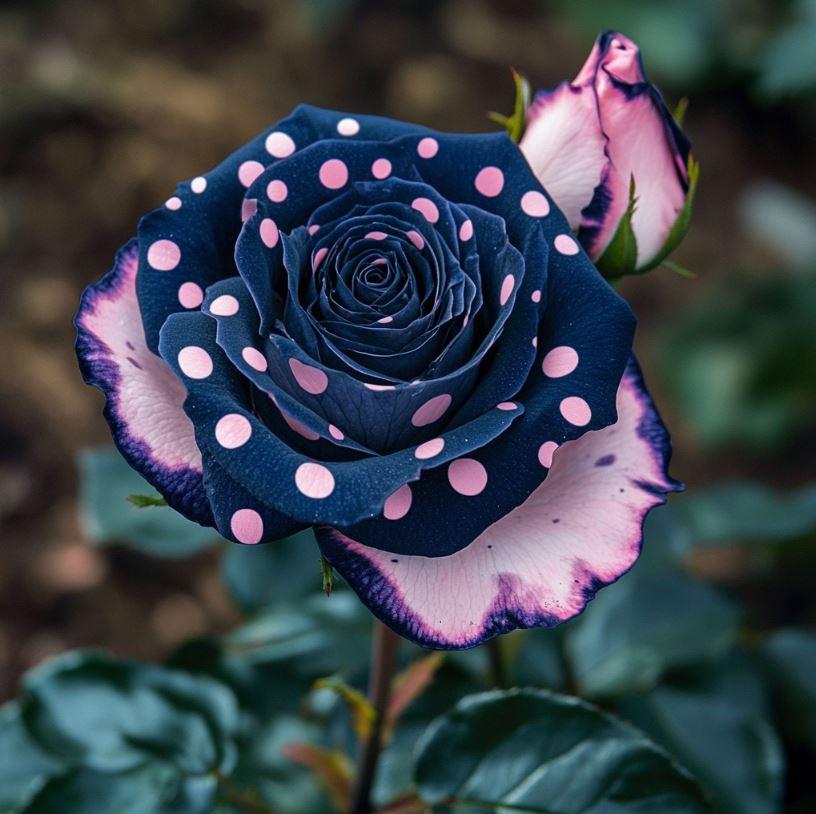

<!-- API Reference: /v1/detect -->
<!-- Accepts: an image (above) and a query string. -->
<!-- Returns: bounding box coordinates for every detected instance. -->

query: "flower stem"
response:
[348,621,400,814]
[486,637,508,688]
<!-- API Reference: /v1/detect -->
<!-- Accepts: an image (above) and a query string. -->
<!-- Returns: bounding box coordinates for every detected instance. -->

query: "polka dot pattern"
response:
[289,358,329,395]
[554,234,580,255]
[537,440,558,468]
[178,282,204,309]
[210,295,239,316]
[319,159,349,190]
[448,458,488,496]
[474,166,504,197]
[417,137,439,158]
[384,484,413,520]
[295,462,335,499]
[560,396,592,426]
[191,176,207,193]
[266,179,288,203]
[372,158,392,179]
[215,413,252,448]
[238,160,265,188]
[411,394,452,427]
[459,220,473,241]
[411,197,439,223]
[500,274,515,306]
[231,509,263,544]
[265,131,296,158]
[542,346,579,378]
[147,240,181,271]
[521,190,550,217]
[178,346,212,379]
[415,438,444,459]
[260,218,279,248]
[242,347,268,372]
[337,117,360,136]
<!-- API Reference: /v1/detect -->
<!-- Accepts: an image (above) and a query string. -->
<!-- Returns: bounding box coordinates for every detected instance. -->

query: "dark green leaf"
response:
[621,655,784,814]
[24,766,179,814]
[21,651,238,776]
[79,447,221,558]
[0,703,62,813]
[761,629,816,748]
[566,569,739,698]
[226,592,370,676]
[414,689,712,813]
[221,530,321,611]
[126,494,168,508]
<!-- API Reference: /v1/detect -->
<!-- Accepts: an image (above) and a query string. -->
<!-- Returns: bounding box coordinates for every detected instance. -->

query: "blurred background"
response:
[1,0,815,810]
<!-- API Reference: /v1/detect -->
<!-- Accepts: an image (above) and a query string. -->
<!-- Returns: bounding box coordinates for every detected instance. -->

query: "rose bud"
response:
[519,31,698,277]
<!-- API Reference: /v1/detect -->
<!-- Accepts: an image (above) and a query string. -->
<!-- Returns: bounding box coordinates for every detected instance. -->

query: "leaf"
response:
[313,677,376,739]
[414,688,712,813]
[593,175,639,280]
[488,68,531,143]
[643,156,699,271]
[761,629,816,748]
[24,765,181,814]
[384,653,445,737]
[78,447,220,558]
[0,702,62,813]
[226,592,371,676]
[21,651,238,776]
[621,655,784,814]
[282,742,352,812]
[566,568,739,698]
[221,529,321,611]
[126,494,168,508]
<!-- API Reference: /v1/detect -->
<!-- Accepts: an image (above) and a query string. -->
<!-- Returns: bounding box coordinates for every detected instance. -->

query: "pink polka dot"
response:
[238,160,265,188]
[417,137,439,158]
[384,484,413,520]
[308,224,320,235]
[366,231,387,240]
[406,230,425,250]
[260,218,279,248]
[319,159,349,189]
[295,462,335,499]
[215,413,252,448]
[328,424,345,441]
[231,509,263,544]
[542,346,579,378]
[411,393,452,427]
[459,220,473,241]
[178,346,212,379]
[415,438,444,459]
[289,358,328,394]
[448,458,488,496]
[280,411,319,441]
[377,316,393,324]
[241,198,257,222]
[411,197,439,223]
[191,176,207,193]
[242,347,268,372]
[178,282,203,309]
[210,295,239,316]
[500,274,515,306]
[265,131,296,158]
[372,258,388,267]
[266,179,288,203]
[337,117,360,136]
[531,289,542,303]
[521,190,550,217]
[497,402,516,411]
[364,383,395,391]
[474,166,504,197]
[147,239,181,271]
[532,336,538,348]
[372,158,392,179]
[166,196,182,210]
[538,441,558,468]
[560,396,592,426]
[313,247,328,271]
[554,234,580,255]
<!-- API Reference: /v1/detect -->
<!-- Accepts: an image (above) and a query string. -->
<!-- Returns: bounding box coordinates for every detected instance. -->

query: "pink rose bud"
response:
[520,31,697,276]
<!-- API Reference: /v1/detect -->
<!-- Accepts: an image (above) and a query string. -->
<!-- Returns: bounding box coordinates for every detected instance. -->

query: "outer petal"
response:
[75,240,211,522]
[316,358,681,649]
[520,82,608,230]
[578,33,691,266]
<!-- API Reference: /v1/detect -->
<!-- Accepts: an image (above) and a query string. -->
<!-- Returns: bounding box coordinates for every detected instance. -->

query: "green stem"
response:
[348,621,400,814]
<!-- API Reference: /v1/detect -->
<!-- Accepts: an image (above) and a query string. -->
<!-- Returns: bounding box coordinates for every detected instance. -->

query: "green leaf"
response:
[21,651,238,776]
[226,592,371,676]
[414,688,712,813]
[313,677,376,738]
[0,703,62,813]
[566,568,739,698]
[761,629,816,748]
[23,766,180,814]
[621,656,784,814]
[221,529,321,611]
[79,447,221,558]
[643,156,699,271]
[593,175,639,280]
[126,494,168,508]
[488,68,531,144]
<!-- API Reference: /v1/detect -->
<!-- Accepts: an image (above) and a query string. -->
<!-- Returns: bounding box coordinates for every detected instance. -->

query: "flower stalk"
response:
[349,621,401,814]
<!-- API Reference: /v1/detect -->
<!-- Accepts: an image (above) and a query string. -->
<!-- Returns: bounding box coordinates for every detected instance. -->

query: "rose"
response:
[76,100,680,649]
[520,31,696,276]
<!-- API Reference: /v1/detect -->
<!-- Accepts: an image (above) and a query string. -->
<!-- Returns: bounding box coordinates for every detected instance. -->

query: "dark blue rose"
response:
[76,104,679,648]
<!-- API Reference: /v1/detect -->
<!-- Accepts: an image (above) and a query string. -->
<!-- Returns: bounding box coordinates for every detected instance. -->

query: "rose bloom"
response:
[77,41,683,649]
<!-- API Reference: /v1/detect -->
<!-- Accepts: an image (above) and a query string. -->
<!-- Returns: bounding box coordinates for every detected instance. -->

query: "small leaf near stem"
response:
[488,67,531,144]
[315,677,377,738]
[321,554,335,596]
[126,493,167,508]
[283,742,353,813]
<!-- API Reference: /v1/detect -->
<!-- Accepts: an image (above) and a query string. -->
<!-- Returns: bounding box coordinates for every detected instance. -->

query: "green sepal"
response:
[594,174,639,280]
[488,68,531,144]
[320,554,334,597]
[641,155,700,272]
[126,493,168,508]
